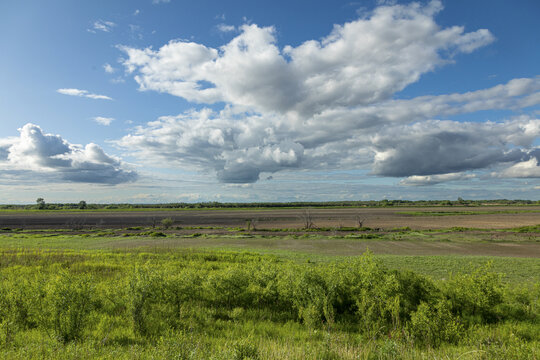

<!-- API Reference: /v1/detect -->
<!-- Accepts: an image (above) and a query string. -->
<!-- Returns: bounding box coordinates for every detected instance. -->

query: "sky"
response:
[0,0,539,204]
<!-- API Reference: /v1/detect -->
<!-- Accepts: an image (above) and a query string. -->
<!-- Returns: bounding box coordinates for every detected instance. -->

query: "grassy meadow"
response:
[0,224,539,359]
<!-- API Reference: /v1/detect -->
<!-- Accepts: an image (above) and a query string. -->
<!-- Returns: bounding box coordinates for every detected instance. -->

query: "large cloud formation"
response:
[118,1,540,184]
[370,119,539,177]
[121,1,494,116]
[0,124,137,184]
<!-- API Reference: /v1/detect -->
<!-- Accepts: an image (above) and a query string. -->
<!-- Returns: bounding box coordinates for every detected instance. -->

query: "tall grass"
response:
[0,248,538,358]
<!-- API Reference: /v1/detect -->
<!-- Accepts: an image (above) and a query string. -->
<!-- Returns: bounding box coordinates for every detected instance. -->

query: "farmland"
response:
[2,205,540,230]
[0,206,538,359]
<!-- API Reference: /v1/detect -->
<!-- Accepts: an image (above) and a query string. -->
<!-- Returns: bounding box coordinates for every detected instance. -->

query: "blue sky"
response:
[0,0,539,203]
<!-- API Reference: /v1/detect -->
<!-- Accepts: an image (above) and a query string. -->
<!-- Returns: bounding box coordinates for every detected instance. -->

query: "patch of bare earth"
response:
[1,207,539,258]
[1,206,539,230]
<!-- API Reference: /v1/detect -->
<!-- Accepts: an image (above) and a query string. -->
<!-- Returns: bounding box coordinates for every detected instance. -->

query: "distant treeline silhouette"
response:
[1,198,539,210]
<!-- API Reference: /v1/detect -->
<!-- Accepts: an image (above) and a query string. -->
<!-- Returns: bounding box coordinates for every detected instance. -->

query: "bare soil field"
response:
[1,206,538,258]
[1,206,539,230]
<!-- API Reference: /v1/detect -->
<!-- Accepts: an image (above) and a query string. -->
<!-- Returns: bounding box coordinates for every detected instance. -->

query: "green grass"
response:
[1,202,540,213]
[377,255,540,284]
[1,233,539,284]
[0,244,538,359]
[0,233,538,359]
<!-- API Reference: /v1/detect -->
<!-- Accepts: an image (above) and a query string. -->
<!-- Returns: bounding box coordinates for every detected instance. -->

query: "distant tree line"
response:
[0,198,538,210]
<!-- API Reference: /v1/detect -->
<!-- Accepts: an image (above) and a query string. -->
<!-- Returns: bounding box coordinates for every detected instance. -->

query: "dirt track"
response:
[0,206,539,230]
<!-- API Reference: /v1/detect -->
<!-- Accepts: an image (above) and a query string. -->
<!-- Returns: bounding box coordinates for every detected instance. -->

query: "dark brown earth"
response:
[1,206,539,230]
[0,207,539,258]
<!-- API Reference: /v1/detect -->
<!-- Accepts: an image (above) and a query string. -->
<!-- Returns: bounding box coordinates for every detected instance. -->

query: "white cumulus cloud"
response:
[114,1,539,184]
[103,63,116,73]
[0,124,136,184]
[90,20,116,33]
[94,117,114,126]
[499,155,540,178]
[370,118,540,177]
[57,88,113,100]
[217,24,236,33]
[400,173,476,186]
[121,1,494,116]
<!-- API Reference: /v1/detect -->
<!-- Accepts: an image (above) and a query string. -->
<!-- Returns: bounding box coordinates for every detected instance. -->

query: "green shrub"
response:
[150,231,167,237]
[347,255,402,336]
[45,270,94,343]
[164,270,202,328]
[408,300,462,347]
[290,268,335,328]
[444,262,504,324]
[394,270,439,322]
[501,285,540,321]
[204,266,252,309]
[161,218,174,229]
[0,247,537,355]
[129,267,168,338]
[0,271,46,346]
[245,263,282,310]
[0,275,39,331]
[233,338,260,360]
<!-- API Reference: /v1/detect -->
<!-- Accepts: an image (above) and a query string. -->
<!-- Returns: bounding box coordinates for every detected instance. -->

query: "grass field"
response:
[0,209,539,359]
[1,232,539,284]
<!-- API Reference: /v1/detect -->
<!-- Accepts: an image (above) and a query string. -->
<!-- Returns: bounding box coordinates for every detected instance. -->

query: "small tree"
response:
[356,214,366,228]
[78,201,87,210]
[300,208,315,229]
[161,218,173,229]
[246,218,258,231]
[36,198,46,210]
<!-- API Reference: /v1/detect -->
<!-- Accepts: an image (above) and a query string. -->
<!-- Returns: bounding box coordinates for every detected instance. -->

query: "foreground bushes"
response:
[0,249,538,357]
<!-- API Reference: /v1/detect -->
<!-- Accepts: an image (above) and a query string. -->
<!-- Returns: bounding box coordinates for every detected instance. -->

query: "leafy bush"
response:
[233,338,260,360]
[164,270,202,328]
[204,266,253,309]
[341,255,404,337]
[161,217,174,229]
[444,262,504,324]
[408,300,463,347]
[151,231,167,237]
[0,275,38,331]
[45,270,94,343]
[129,267,168,338]
[289,268,335,328]
[0,248,537,356]
[393,270,439,322]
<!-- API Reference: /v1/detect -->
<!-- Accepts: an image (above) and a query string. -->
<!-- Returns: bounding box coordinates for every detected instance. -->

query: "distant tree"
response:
[36,197,46,210]
[300,208,315,229]
[161,217,173,229]
[78,201,87,210]
[356,214,366,228]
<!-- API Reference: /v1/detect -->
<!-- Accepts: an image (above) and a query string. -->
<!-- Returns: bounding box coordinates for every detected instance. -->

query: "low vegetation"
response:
[0,245,538,359]
[1,198,539,211]
[0,203,538,358]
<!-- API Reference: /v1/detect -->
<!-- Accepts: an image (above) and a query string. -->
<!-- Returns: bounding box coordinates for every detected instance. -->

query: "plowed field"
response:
[1,206,539,230]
